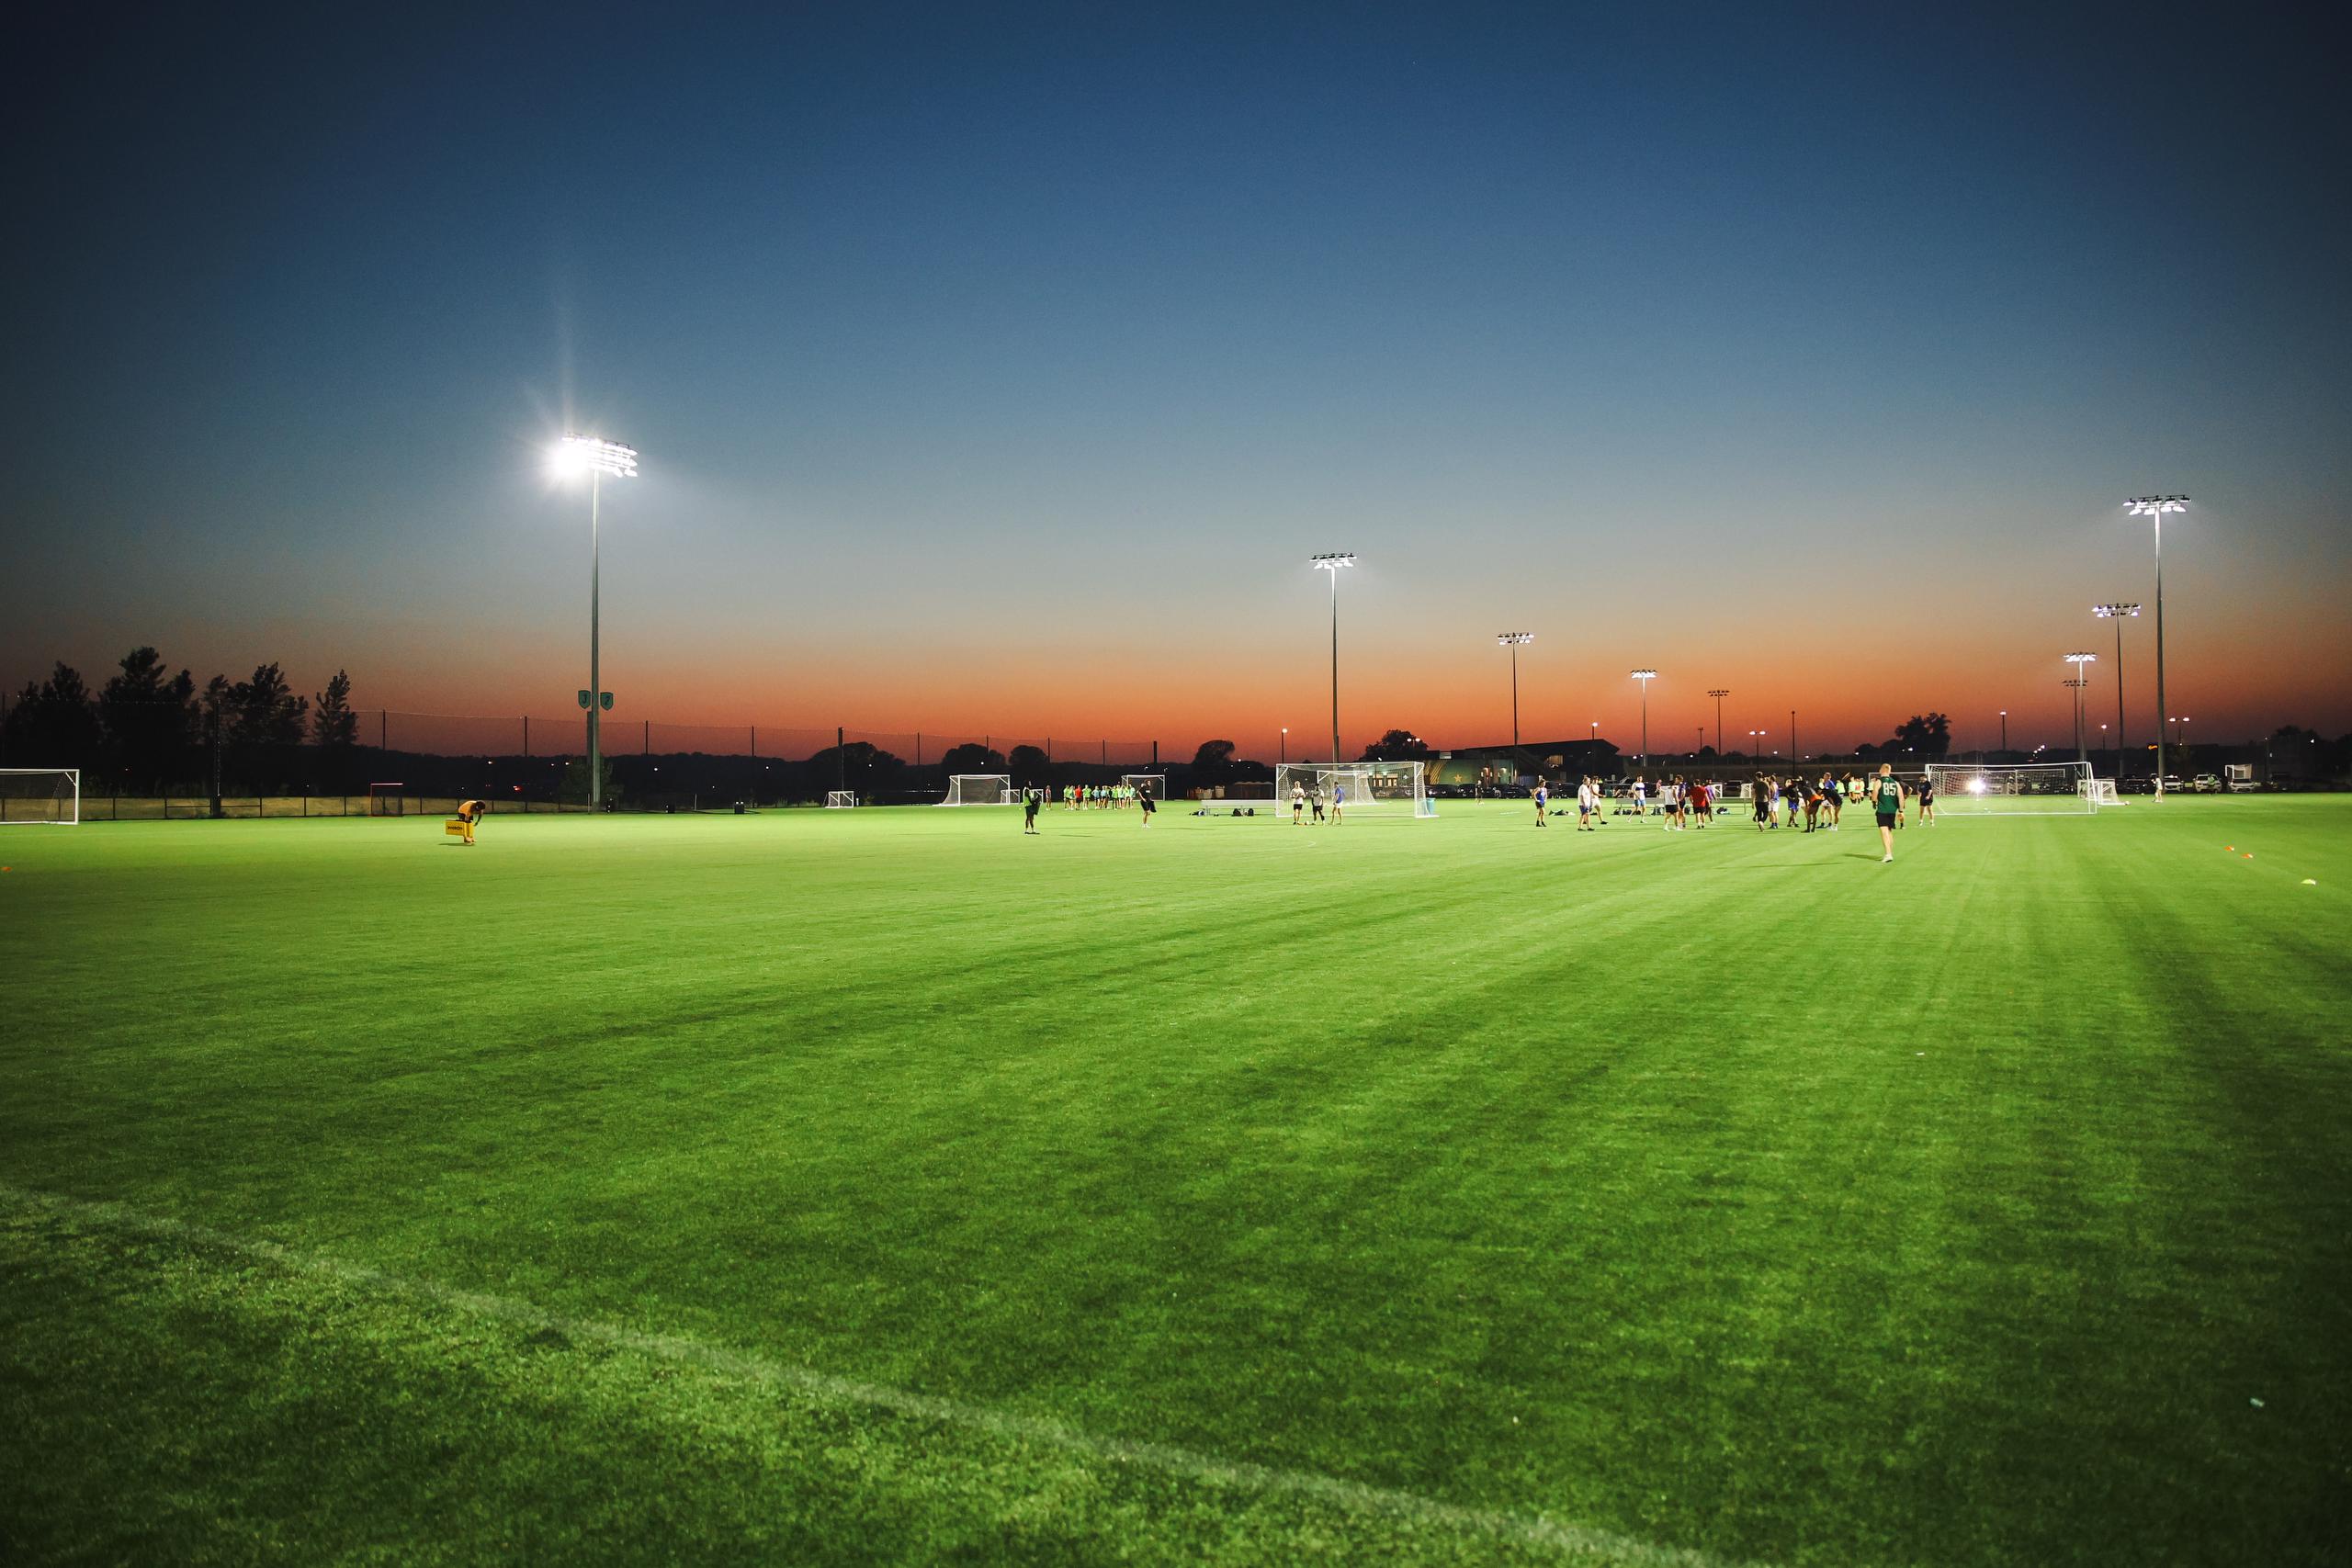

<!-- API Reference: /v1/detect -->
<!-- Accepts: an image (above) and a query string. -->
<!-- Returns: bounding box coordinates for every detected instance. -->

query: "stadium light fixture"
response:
[2124,496,2188,795]
[2065,651,2097,764]
[1629,670,1657,765]
[1706,689,1729,755]
[1998,710,2008,756]
[1280,727,1287,765]
[1311,554,1354,762]
[554,434,638,809]
[1497,634,1534,749]
[2093,603,2140,779]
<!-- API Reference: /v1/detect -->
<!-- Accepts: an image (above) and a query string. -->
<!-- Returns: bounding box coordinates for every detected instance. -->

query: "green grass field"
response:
[3,796,2346,1565]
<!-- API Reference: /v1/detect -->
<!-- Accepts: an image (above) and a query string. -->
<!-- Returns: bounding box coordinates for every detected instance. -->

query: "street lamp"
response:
[1997,710,2007,756]
[1629,670,1657,765]
[2093,604,2140,780]
[555,434,638,810]
[1707,689,1729,754]
[1310,554,1353,763]
[1280,727,1287,765]
[1748,728,1768,759]
[2064,651,2098,764]
[1789,708,1797,761]
[2125,496,2188,795]
[1497,633,1533,750]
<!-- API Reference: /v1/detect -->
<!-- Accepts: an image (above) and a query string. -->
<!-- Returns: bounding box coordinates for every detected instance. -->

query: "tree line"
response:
[2,649,360,796]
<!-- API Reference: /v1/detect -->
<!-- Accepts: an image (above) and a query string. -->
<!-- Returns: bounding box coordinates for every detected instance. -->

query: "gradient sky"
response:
[4,1,2346,761]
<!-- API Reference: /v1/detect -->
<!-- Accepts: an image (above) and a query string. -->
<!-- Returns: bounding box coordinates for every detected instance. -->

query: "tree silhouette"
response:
[1007,744,1050,785]
[1359,728,1432,761]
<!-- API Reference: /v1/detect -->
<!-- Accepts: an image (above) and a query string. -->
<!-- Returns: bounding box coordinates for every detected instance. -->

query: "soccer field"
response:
[2,798,2345,1565]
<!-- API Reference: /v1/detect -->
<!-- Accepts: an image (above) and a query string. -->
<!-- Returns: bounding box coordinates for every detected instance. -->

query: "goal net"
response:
[368,782,406,817]
[1122,773,1167,800]
[0,768,79,825]
[939,773,1014,806]
[825,791,856,808]
[1925,761,2098,815]
[1271,761,1433,818]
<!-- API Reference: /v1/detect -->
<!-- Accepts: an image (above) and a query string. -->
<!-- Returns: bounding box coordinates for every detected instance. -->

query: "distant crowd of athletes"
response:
[1530,765,1931,862]
[1021,781,1159,833]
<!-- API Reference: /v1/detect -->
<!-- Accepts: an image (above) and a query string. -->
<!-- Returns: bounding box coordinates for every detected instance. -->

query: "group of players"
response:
[1024,784,1158,833]
[1526,763,1928,862]
[1056,783,1151,809]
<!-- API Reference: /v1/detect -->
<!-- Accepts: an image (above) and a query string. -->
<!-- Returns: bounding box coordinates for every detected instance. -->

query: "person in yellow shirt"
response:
[454,798,489,845]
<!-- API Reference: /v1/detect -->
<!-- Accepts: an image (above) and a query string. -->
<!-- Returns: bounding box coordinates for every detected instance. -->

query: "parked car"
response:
[2191,773,2222,794]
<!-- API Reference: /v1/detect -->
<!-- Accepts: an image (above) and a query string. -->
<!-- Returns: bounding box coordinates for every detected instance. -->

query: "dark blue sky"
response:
[5,3,2345,752]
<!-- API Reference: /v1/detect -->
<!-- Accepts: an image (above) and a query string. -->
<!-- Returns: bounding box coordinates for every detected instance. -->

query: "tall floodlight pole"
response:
[1280,728,1287,765]
[1998,710,2007,755]
[1497,634,1533,750]
[2125,496,2188,795]
[1629,671,1657,766]
[1707,689,1729,754]
[557,434,638,810]
[2093,604,2140,778]
[1310,554,1354,763]
[2065,650,2098,763]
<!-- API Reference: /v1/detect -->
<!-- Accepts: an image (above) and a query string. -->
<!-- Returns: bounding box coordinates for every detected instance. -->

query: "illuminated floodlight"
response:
[2125,494,2188,515]
[1969,776,1987,795]
[2121,497,2187,795]
[1310,554,1354,762]
[1628,670,1657,764]
[1495,634,1533,748]
[558,434,639,478]
[2092,604,2141,619]
[2064,651,2097,666]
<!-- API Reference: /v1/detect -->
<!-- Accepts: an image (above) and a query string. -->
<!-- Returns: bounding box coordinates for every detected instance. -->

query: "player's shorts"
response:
[1877,810,1898,828]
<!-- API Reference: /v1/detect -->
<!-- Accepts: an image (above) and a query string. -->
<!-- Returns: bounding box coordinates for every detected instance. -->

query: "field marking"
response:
[2,1181,1769,1568]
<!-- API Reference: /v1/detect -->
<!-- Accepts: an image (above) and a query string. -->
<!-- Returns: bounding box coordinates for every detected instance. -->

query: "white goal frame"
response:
[0,768,79,826]
[1270,761,1434,818]
[1925,761,2098,815]
[1122,773,1167,800]
[825,791,856,808]
[939,773,1015,807]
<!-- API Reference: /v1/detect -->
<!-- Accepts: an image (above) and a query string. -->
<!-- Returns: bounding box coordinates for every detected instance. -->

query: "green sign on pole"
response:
[578,690,592,710]
[598,693,614,712]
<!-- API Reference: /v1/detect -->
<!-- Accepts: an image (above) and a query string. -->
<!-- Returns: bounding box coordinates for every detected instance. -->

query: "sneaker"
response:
[1883,853,1893,863]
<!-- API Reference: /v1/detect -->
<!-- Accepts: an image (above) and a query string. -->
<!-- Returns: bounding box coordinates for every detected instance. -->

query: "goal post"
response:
[1270,761,1434,818]
[0,768,79,825]
[939,774,1014,807]
[825,791,856,808]
[1121,773,1167,800]
[1925,761,2098,815]
[368,782,407,817]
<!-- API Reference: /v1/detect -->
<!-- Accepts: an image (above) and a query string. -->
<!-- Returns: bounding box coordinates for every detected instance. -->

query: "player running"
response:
[1139,790,1156,827]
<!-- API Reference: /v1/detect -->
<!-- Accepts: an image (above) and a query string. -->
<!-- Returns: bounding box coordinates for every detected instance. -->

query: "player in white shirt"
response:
[1576,776,1599,830]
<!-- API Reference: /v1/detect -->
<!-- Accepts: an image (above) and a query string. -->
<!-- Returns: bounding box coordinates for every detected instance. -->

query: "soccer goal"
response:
[825,791,856,809]
[0,768,79,825]
[1271,761,1434,818]
[1122,773,1167,800]
[1925,761,2098,815]
[939,773,1014,806]
[368,782,407,817]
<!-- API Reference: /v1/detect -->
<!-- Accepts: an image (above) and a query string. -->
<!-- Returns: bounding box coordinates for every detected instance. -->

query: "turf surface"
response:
[2,797,2346,1564]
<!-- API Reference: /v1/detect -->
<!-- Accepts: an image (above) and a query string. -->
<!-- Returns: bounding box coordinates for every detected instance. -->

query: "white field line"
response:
[2,1181,1769,1568]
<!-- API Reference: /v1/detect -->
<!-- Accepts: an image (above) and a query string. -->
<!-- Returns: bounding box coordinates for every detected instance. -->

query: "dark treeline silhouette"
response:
[2,649,358,804]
